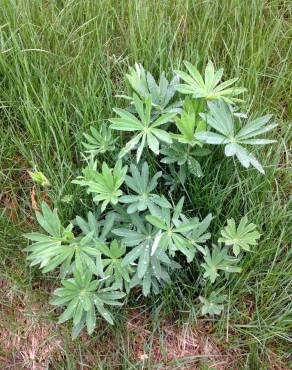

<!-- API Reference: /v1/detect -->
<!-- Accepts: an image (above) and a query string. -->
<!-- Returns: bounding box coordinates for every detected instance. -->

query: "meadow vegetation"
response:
[0,0,291,368]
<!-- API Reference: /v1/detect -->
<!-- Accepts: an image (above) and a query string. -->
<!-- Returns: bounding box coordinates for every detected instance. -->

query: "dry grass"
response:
[0,278,235,370]
[0,278,289,369]
[0,279,63,370]
[124,309,241,369]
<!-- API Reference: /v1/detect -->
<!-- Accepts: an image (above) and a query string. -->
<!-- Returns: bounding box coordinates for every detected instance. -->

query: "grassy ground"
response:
[0,0,291,368]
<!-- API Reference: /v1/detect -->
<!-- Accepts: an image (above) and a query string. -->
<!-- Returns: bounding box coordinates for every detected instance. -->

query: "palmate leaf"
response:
[161,142,189,166]
[24,203,104,277]
[82,124,117,158]
[24,202,74,274]
[35,202,64,237]
[120,161,171,214]
[175,61,246,104]
[201,244,241,283]
[199,292,226,315]
[113,215,157,279]
[171,97,206,146]
[73,160,128,212]
[113,215,179,296]
[50,270,125,338]
[69,233,104,277]
[161,142,210,178]
[186,213,213,254]
[124,63,182,115]
[109,94,175,162]
[98,240,133,290]
[218,216,261,256]
[75,211,117,241]
[163,163,187,193]
[24,231,72,273]
[25,230,103,277]
[129,247,180,296]
[145,198,197,262]
[196,100,277,174]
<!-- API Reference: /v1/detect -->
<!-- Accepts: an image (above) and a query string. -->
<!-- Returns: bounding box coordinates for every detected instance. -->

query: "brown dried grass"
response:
[124,309,240,369]
[0,279,63,370]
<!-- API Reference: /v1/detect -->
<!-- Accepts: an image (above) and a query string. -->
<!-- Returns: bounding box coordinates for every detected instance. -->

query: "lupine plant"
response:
[24,61,276,338]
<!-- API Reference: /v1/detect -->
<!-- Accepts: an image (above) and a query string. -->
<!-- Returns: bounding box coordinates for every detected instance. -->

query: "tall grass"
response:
[0,0,291,367]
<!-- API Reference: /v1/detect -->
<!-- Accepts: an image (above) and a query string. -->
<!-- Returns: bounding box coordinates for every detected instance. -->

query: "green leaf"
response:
[219,216,261,256]
[51,271,124,337]
[145,215,168,230]
[187,157,203,178]
[172,98,205,146]
[125,63,182,115]
[58,297,79,323]
[100,240,131,289]
[35,202,63,237]
[137,244,150,278]
[121,244,144,267]
[187,214,212,253]
[172,233,195,262]
[82,124,117,158]
[197,100,276,174]
[86,303,96,334]
[175,61,246,104]
[114,214,180,297]
[174,222,196,234]
[199,292,226,315]
[72,320,85,340]
[201,245,241,283]
[95,304,114,325]
[120,162,170,215]
[73,160,127,211]
[110,94,175,161]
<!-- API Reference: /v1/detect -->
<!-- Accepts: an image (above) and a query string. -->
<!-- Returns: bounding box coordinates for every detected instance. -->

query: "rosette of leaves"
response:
[23,60,273,337]
[201,244,241,283]
[109,94,175,161]
[73,160,128,211]
[82,124,117,157]
[219,216,261,256]
[175,61,246,104]
[196,100,277,174]
[120,161,171,214]
[50,270,126,338]
[113,214,180,296]
[123,62,182,115]
[145,197,197,262]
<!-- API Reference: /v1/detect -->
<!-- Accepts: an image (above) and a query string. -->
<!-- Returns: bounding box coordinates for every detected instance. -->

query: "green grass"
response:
[0,0,291,368]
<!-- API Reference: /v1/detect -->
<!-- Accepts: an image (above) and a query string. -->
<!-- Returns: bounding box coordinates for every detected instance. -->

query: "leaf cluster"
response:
[24,60,273,336]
